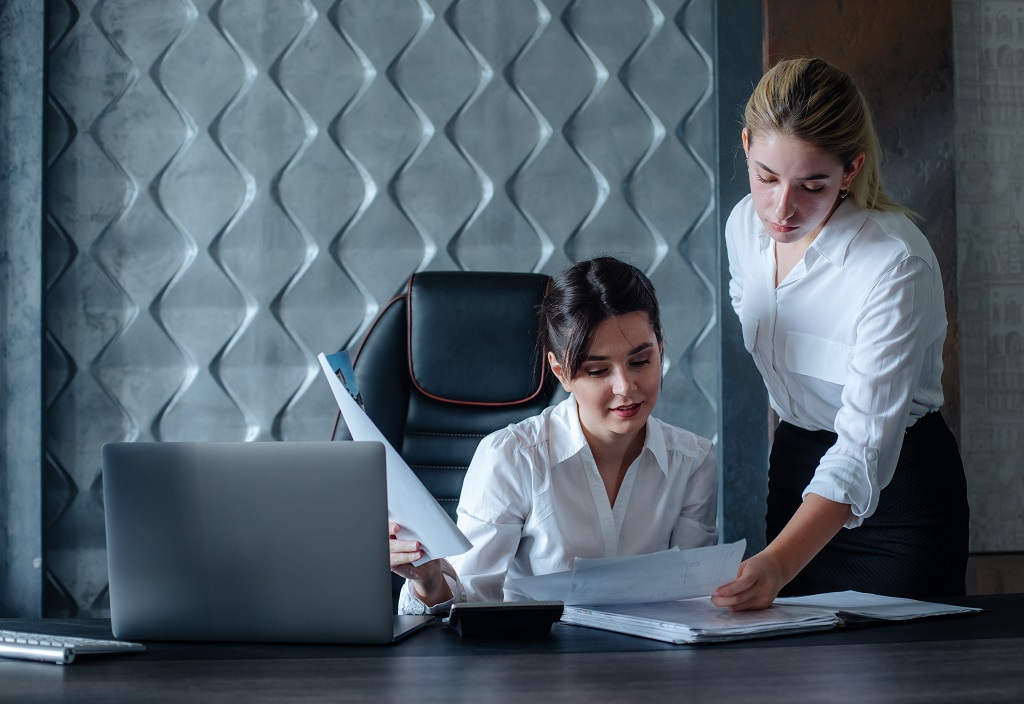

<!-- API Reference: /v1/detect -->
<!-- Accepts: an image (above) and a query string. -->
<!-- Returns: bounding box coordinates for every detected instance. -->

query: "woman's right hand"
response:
[711,552,787,611]
[389,522,453,606]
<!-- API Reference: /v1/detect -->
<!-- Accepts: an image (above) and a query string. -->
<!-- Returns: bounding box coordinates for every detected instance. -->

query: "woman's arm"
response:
[448,434,532,602]
[724,198,752,320]
[669,441,719,549]
[395,427,533,610]
[711,494,851,611]
[813,255,943,526]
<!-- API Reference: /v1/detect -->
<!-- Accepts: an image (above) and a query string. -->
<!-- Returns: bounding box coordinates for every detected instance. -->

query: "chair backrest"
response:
[350,270,565,522]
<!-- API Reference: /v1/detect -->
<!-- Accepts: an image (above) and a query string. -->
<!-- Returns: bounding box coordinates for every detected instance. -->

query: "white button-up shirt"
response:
[399,395,718,613]
[725,194,947,528]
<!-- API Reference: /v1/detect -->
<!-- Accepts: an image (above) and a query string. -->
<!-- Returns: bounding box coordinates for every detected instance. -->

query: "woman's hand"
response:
[389,522,453,606]
[712,494,852,611]
[711,551,788,611]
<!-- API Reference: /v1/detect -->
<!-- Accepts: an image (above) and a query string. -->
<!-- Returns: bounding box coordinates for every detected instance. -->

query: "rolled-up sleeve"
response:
[804,256,943,527]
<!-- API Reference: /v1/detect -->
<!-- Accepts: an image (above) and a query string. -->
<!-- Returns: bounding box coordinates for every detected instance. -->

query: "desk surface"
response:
[3,594,1024,703]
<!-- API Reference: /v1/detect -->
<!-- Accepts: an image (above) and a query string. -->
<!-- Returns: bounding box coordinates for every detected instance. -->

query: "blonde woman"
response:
[714,58,968,611]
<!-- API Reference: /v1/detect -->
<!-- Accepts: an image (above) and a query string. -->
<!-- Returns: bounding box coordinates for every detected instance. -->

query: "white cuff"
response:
[396,561,466,615]
[803,446,879,529]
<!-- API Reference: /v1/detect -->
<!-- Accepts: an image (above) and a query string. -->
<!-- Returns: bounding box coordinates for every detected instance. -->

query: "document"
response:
[774,590,983,622]
[561,597,839,644]
[559,589,983,645]
[514,540,745,605]
[319,351,471,564]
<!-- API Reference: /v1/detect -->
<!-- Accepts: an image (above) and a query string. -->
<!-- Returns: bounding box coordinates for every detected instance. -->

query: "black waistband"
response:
[777,410,943,444]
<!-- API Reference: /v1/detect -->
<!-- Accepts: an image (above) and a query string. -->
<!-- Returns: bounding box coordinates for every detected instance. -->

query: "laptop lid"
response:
[102,441,428,644]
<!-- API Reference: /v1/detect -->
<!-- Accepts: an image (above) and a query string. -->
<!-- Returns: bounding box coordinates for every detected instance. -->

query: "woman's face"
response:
[548,311,662,447]
[743,129,863,246]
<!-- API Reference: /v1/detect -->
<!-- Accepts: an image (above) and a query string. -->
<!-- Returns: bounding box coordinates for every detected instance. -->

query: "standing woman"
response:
[713,58,969,611]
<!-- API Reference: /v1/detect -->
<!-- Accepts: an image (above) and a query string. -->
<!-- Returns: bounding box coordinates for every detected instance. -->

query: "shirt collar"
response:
[552,395,670,477]
[808,197,868,268]
[549,395,588,465]
[755,196,869,268]
[644,415,670,478]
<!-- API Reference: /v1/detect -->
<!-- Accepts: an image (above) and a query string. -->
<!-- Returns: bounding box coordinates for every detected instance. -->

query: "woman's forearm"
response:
[763,492,852,584]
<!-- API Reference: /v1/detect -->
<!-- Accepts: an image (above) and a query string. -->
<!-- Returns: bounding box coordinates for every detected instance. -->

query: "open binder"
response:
[560,590,981,645]
[561,598,838,644]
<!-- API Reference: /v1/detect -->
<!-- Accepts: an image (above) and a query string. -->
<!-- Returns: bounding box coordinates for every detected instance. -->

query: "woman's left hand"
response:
[710,551,788,612]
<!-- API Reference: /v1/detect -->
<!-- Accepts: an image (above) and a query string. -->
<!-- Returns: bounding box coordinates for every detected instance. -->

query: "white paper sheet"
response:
[515,540,745,605]
[774,590,983,620]
[318,352,471,564]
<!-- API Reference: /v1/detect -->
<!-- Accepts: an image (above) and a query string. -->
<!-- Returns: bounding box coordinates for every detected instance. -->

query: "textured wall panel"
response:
[43,0,717,616]
[445,0,552,271]
[954,0,1024,552]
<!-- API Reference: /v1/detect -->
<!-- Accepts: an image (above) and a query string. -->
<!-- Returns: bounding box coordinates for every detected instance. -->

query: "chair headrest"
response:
[407,271,551,405]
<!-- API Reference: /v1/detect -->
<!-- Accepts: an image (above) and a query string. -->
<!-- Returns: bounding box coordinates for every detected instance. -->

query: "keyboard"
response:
[0,629,145,665]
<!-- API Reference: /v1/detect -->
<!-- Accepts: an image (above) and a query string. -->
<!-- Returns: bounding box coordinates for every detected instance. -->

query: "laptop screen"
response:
[102,441,399,643]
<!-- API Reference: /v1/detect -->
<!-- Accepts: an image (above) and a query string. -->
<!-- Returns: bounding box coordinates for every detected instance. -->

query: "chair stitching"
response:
[411,465,469,471]
[405,431,487,439]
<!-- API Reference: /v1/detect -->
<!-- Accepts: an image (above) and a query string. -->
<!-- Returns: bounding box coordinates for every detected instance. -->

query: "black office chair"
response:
[339,270,564,523]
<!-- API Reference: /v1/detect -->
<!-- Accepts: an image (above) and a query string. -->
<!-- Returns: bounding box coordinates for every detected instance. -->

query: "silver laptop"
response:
[101,441,434,644]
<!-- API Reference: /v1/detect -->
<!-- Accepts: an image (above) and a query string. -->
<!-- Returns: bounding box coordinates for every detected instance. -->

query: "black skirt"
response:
[766,411,970,599]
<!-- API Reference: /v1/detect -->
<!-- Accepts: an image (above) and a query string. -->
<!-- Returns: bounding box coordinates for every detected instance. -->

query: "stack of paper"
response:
[516,540,838,643]
[519,545,981,644]
[561,598,839,644]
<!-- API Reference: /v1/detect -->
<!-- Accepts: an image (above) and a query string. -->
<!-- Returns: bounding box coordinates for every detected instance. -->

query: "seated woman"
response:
[389,256,719,613]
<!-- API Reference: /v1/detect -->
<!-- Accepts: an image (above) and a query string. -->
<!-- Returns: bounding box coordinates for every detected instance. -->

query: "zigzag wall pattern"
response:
[43,0,717,616]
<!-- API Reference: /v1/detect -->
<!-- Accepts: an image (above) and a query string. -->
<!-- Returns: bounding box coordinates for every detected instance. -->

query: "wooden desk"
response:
[3,594,1024,703]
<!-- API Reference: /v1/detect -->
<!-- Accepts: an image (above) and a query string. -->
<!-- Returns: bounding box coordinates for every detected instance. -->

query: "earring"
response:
[839,188,849,200]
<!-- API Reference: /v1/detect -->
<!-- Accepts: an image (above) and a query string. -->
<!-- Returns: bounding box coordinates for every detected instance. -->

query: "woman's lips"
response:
[769,221,798,234]
[611,403,642,418]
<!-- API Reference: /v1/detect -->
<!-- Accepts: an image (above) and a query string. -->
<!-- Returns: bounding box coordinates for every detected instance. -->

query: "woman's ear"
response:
[844,151,866,189]
[547,351,572,393]
[741,128,750,157]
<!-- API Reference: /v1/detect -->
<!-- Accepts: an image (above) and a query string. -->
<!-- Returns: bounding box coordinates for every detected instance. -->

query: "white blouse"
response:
[398,395,719,614]
[725,194,947,528]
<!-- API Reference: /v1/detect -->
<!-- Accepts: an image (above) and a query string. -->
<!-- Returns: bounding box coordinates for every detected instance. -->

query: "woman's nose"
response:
[611,368,636,396]
[774,186,795,220]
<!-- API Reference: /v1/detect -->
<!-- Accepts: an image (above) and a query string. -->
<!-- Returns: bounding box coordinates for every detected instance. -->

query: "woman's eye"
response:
[630,358,651,368]
[803,184,826,193]
[755,174,774,185]
[585,368,607,377]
